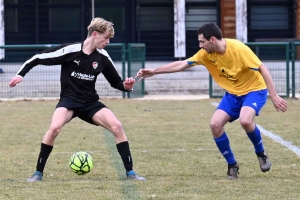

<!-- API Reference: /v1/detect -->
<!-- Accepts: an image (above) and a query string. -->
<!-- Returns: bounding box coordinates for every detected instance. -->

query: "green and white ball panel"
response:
[69,151,93,175]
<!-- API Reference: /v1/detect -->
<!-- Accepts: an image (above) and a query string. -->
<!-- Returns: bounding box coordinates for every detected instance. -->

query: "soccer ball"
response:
[69,151,93,175]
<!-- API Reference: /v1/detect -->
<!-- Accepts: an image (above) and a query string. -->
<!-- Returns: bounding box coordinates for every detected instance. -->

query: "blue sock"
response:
[247,125,264,153]
[214,132,236,165]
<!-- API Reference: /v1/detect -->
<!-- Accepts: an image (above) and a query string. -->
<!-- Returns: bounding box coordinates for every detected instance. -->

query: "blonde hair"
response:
[87,17,114,38]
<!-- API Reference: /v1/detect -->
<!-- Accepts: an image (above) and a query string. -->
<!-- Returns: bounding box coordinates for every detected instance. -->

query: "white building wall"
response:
[236,0,247,42]
[0,0,4,59]
[174,0,186,58]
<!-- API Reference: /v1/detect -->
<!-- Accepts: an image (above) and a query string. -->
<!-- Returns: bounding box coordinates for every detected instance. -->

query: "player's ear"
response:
[92,31,98,38]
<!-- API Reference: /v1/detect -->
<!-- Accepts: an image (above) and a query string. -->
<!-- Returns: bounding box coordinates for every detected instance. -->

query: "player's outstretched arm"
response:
[135,60,190,81]
[9,44,68,88]
[259,64,287,112]
[9,75,23,87]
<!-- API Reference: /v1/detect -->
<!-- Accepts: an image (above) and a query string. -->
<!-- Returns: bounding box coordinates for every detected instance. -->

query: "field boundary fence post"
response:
[127,43,145,98]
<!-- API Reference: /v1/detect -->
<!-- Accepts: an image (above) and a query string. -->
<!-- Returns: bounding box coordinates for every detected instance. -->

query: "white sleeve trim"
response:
[16,75,24,79]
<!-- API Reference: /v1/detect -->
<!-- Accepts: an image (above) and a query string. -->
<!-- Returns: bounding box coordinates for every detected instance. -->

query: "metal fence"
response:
[209,42,299,98]
[291,42,300,98]
[127,43,146,98]
[0,44,145,99]
[1,42,298,99]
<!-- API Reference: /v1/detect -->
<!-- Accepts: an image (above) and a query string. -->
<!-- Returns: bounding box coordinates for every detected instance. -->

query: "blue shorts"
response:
[217,89,267,122]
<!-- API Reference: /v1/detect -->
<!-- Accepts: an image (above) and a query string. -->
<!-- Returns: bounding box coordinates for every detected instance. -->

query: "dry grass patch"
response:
[0,98,299,200]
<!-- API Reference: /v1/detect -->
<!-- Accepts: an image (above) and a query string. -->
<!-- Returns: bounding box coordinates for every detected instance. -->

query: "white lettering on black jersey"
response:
[16,42,127,102]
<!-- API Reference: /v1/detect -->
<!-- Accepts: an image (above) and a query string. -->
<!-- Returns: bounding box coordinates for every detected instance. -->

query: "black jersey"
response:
[16,42,129,102]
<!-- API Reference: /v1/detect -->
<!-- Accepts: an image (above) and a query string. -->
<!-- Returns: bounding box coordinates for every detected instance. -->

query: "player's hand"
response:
[270,95,287,112]
[135,69,155,81]
[123,77,135,91]
[9,76,23,87]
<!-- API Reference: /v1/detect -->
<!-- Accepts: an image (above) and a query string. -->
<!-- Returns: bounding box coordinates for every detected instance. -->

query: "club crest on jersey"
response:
[92,62,98,69]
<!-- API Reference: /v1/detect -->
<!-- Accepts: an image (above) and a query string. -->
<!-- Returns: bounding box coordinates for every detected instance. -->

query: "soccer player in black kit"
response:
[9,17,146,181]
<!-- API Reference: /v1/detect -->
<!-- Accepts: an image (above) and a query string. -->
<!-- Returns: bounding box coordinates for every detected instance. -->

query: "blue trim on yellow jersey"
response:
[187,61,195,66]
[249,67,258,71]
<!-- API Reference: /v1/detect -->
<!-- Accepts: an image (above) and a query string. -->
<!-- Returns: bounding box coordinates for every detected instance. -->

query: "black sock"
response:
[256,151,265,157]
[36,143,53,173]
[228,162,237,167]
[116,141,133,172]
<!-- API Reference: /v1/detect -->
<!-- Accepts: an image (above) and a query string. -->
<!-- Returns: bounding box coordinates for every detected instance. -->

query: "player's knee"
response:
[110,120,123,134]
[210,120,222,132]
[48,124,62,137]
[239,118,252,129]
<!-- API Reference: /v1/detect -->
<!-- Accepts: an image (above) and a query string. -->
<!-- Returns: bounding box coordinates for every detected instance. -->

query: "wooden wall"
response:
[296,0,300,39]
[220,0,236,39]
[220,0,298,41]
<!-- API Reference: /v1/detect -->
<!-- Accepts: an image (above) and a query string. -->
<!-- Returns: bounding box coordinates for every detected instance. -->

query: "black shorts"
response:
[56,98,107,125]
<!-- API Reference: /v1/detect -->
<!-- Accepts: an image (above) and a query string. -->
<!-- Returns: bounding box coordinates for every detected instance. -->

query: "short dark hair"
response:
[197,23,223,40]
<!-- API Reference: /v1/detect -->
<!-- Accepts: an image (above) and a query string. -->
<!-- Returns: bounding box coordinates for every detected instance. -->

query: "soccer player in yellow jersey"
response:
[135,23,287,179]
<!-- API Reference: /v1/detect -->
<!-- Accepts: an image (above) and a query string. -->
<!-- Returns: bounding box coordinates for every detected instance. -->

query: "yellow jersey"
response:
[187,38,267,96]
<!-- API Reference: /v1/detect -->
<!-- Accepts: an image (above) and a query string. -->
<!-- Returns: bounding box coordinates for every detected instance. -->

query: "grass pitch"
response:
[0,98,300,200]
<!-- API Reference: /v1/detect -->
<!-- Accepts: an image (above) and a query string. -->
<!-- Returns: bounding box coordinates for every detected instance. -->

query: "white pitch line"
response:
[256,125,300,156]
[211,102,300,157]
[210,102,220,107]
